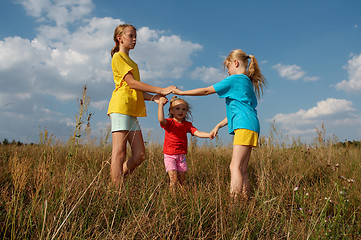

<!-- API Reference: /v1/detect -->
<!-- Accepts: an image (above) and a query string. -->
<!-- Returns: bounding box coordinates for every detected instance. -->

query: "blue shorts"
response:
[110,113,141,132]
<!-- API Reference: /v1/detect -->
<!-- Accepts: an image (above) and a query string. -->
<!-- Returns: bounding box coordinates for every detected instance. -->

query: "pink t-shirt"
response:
[161,118,198,154]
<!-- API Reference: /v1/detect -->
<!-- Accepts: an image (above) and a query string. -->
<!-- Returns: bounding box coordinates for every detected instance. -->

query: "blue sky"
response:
[1,0,361,144]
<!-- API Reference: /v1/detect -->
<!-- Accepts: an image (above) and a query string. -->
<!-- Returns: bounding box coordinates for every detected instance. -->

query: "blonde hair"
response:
[223,49,267,99]
[111,24,136,57]
[168,96,192,121]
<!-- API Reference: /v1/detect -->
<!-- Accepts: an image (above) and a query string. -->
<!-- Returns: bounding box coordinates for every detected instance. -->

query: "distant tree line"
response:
[1,138,36,146]
[335,140,361,148]
[1,138,23,146]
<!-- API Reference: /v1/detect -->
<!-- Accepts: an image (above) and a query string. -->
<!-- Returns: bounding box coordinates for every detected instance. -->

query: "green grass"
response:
[1,135,360,239]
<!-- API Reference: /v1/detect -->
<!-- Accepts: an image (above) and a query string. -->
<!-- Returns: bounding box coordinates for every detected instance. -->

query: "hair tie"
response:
[170,96,178,102]
[246,55,250,59]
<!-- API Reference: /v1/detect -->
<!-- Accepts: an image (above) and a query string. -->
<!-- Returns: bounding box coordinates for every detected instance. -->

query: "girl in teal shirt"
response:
[173,49,266,200]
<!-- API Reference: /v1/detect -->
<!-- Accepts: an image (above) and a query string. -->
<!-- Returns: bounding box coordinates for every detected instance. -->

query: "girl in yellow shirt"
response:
[107,24,175,188]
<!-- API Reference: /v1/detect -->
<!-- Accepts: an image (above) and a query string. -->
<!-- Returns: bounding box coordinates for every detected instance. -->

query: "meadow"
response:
[1,127,360,239]
[1,90,360,239]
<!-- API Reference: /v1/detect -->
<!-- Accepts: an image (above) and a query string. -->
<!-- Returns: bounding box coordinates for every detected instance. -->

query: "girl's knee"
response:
[229,161,240,173]
[112,150,126,163]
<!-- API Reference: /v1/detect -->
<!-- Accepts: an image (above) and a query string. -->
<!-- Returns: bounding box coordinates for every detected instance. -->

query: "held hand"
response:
[210,127,219,139]
[153,95,168,104]
[161,85,177,96]
[172,88,183,95]
[159,96,168,105]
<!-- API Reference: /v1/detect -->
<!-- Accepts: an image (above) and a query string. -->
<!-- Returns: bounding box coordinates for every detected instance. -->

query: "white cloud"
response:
[0,37,37,70]
[17,0,50,18]
[272,63,306,80]
[18,0,94,26]
[302,98,355,118]
[335,53,361,92]
[0,2,204,142]
[270,98,357,138]
[190,66,227,84]
[272,63,320,82]
[133,27,203,82]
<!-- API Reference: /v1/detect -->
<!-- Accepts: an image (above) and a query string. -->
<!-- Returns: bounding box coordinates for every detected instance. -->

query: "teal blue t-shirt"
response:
[213,74,260,135]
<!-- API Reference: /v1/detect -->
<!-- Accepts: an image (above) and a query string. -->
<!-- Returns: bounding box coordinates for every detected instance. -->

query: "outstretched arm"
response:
[193,130,212,139]
[124,72,176,95]
[210,117,228,138]
[158,97,168,125]
[172,86,216,96]
[143,93,168,104]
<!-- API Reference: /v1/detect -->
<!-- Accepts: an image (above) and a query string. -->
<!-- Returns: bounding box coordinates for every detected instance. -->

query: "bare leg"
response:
[229,145,252,199]
[110,130,145,188]
[122,131,145,176]
[168,170,178,190]
[110,131,128,188]
[178,171,186,186]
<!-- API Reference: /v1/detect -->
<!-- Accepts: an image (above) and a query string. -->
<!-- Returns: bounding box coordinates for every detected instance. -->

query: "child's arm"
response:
[143,93,168,104]
[172,86,216,96]
[158,97,168,125]
[124,72,176,95]
[193,130,212,139]
[210,117,228,138]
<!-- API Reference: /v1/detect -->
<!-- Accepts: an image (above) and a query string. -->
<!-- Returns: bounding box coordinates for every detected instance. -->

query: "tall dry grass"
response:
[1,130,360,239]
[1,88,360,239]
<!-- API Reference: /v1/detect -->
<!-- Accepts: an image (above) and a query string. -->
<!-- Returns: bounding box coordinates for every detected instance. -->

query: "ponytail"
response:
[111,45,119,57]
[247,55,266,99]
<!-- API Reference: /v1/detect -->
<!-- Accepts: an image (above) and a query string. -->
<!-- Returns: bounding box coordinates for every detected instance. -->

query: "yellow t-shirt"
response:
[107,52,146,117]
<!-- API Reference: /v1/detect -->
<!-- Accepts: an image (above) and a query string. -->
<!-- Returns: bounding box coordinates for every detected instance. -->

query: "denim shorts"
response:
[110,113,141,132]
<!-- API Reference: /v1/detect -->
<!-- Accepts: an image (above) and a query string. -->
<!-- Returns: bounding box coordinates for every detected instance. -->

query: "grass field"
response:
[1,128,360,239]
[1,89,360,239]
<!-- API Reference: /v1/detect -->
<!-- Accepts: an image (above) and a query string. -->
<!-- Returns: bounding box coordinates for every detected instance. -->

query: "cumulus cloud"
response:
[0,1,204,142]
[190,66,227,84]
[133,27,203,82]
[272,63,319,82]
[272,63,306,80]
[335,53,361,92]
[17,0,94,26]
[270,98,357,138]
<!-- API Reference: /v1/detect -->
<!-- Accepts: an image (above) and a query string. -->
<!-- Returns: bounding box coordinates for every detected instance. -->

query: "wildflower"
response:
[305,192,309,196]
[293,187,299,191]
[347,178,354,183]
